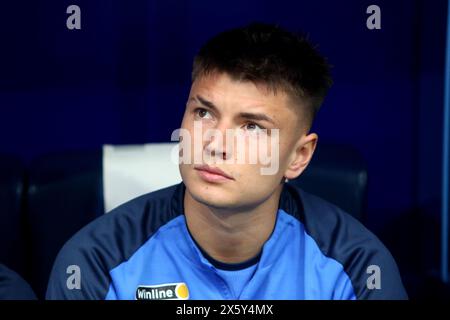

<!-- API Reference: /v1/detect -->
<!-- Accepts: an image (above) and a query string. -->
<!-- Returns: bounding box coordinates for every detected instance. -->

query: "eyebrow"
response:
[238,112,276,126]
[192,95,276,126]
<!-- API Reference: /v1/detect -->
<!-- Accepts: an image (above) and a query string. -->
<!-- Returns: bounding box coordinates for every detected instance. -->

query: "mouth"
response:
[194,164,234,183]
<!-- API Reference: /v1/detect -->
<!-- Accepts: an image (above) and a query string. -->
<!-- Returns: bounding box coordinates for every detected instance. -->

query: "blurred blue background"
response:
[0,0,448,298]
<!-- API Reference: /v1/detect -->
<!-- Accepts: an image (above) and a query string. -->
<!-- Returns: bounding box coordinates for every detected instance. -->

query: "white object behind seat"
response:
[102,143,181,213]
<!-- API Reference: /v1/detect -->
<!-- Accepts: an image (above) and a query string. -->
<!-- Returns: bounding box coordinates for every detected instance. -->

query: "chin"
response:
[188,181,238,208]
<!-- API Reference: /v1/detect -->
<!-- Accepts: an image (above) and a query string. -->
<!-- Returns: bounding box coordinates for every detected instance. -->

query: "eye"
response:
[245,122,265,132]
[194,108,212,119]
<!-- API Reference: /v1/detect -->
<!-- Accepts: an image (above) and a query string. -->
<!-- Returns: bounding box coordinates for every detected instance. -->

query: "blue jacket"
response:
[46,182,408,300]
[0,264,37,300]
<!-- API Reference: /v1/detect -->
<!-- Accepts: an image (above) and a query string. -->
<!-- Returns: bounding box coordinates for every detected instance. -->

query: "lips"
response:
[194,164,234,180]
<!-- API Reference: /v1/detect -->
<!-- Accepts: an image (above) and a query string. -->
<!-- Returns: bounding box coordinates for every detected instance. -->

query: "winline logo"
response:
[135,282,189,300]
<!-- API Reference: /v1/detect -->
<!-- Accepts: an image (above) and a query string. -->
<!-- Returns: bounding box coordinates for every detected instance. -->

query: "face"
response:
[179,72,317,211]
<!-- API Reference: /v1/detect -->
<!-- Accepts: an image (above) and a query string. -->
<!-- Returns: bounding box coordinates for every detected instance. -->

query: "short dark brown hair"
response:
[192,22,333,130]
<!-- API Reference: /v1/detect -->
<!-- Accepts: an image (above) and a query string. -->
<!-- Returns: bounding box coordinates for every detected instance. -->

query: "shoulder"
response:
[0,264,37,300]
[281,183,408,299]
[46,183,184,300]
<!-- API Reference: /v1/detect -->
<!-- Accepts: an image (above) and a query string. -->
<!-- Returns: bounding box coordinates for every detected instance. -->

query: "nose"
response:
[203,125,232,161]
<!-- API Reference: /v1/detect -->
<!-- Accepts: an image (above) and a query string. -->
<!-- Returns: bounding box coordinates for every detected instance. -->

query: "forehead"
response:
[189,73,294,117]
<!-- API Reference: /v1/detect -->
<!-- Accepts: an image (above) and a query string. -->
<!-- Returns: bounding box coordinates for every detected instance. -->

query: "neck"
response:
[184,185,283,264]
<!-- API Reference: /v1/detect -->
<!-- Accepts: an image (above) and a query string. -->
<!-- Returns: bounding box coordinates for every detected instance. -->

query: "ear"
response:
[283,133,318,180]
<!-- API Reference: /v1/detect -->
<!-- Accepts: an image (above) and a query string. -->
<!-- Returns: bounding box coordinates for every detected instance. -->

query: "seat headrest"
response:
[102,143,181,212]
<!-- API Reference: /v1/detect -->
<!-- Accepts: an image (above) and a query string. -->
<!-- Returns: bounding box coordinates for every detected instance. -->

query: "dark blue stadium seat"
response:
[289,143,368,221]
[27,150,103,298]
[0,155,28,279]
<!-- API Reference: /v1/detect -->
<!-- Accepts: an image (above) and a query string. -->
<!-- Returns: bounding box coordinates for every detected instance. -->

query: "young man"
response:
[46,23,407,299]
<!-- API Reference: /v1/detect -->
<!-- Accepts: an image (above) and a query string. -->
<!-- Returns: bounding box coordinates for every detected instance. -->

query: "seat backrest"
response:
[0,155,27,278]
[27,150,103,298]
[103,143,181,213]
[289,143,368,221]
